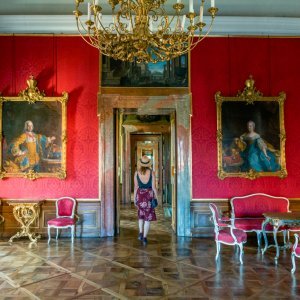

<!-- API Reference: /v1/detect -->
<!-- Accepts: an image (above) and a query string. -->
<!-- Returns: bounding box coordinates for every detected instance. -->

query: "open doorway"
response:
[98,93,191,237]
[116,112,176,235]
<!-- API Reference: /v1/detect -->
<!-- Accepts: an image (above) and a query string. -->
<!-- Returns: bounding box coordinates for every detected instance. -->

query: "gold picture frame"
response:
[0,76,68,180]
[216,76,287,180]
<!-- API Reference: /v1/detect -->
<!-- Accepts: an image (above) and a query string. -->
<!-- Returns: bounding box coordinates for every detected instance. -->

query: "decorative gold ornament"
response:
[8,201,44,244]
[237,75,263,104]
[57,168,67,179]
[61,91,69,104]
[0,171,6,179]
[18,75,45,103]
[24,169,39,180]
[74,0,218,63]
[0,200,4,225]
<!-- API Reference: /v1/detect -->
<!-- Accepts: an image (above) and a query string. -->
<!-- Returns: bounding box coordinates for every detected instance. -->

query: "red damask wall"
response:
[0,36,99,199]
[1,36,300,200]
[191,37,300,198]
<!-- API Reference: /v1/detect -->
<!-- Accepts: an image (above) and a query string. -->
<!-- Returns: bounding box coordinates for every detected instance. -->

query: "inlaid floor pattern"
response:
[0,206,300,299]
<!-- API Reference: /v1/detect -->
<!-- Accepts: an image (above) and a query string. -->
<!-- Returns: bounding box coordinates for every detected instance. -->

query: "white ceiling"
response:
[0,0,299,36]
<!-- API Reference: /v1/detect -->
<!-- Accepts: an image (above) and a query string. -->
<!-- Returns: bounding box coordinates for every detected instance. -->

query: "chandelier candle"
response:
[200,5,204,22]
[189,0,194,12]
[181,15,186,31]
[87,2,91,21]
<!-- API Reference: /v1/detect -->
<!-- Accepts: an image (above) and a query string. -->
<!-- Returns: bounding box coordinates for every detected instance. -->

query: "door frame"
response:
[126,133,163,206]
[98,93,192,237]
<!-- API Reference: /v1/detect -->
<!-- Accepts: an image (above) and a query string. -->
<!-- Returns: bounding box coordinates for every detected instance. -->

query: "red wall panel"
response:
[191,37,300,199]
[1,35,300,200]
[269,39,300,193]
[0,36,14,95]
[14,37,55,95]
[0,36,99,199]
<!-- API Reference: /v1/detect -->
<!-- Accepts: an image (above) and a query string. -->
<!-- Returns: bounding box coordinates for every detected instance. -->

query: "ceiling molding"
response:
[0,15,300,37]
[213,16,300,36]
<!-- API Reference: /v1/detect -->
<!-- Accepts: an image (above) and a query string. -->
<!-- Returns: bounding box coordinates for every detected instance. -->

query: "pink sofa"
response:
[230,193,289,247]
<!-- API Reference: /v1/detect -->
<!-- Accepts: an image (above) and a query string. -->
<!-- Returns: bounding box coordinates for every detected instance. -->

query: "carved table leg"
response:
[261,218,269,254]
[272,218,283,262]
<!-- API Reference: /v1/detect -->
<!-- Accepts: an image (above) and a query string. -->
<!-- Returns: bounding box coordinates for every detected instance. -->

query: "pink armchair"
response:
[209,203,247,264]
[47,197,77,243]
[291,233,300,274]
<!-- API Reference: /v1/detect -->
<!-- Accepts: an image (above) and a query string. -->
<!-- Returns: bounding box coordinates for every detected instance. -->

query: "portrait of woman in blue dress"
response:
[239,120,280,172]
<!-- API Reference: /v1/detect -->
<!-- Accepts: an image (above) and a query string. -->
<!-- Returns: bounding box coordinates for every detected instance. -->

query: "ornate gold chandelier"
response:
[74,0,218,63]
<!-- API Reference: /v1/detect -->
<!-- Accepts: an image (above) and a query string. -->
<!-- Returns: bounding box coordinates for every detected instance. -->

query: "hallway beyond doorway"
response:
[120,203,173,234]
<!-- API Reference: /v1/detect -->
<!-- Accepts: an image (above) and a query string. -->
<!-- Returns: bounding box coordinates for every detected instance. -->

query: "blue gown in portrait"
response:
[240,134,280,172]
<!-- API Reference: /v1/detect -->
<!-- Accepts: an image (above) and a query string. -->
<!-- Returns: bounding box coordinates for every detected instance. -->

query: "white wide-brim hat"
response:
[138,155,152,168]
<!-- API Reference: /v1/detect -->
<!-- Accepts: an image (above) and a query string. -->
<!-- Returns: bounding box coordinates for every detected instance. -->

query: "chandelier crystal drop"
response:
[74,0,218,63]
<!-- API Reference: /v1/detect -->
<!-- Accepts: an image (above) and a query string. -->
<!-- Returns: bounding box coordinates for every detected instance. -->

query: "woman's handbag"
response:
[151,198,158,208]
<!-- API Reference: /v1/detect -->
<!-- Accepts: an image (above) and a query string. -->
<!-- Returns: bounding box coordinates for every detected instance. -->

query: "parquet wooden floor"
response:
[0,206,300,299]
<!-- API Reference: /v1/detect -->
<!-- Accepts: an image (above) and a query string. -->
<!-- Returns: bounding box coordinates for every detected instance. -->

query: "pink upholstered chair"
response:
[291,233,300,274]
[209,203,247,264]
[287,227,300,245]
[47,197,77,243]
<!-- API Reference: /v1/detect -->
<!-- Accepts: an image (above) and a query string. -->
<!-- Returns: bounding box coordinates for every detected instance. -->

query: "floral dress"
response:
[136,171,157,222]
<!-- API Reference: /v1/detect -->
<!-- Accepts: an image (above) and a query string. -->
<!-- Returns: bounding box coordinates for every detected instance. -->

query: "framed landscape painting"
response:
[101,54,188,87]
[216,76,287,180]
[0,76,68,180]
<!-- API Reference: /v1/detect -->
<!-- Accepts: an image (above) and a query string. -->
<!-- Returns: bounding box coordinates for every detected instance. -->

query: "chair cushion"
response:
[295,247,300,256]
[217,228,247,244]
[48,217,75,226]
[233,218,265,231]
[233,218,287,232]
[288,226,300,232]
[57,198,75,217]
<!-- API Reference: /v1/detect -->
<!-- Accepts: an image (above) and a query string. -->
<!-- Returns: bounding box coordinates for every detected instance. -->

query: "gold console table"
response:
[0,200,4,224]
[7,200,44,243]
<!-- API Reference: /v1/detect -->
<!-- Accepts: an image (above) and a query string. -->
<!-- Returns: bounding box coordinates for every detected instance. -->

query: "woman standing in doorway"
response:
[134,155,158,245]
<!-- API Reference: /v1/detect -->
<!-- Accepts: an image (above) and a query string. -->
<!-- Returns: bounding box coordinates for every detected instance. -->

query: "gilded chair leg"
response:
[48,227,51,244]
[56,228,59,240]
[291,253,296,274]
[238,243,244,265]
[216,241,220,260]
